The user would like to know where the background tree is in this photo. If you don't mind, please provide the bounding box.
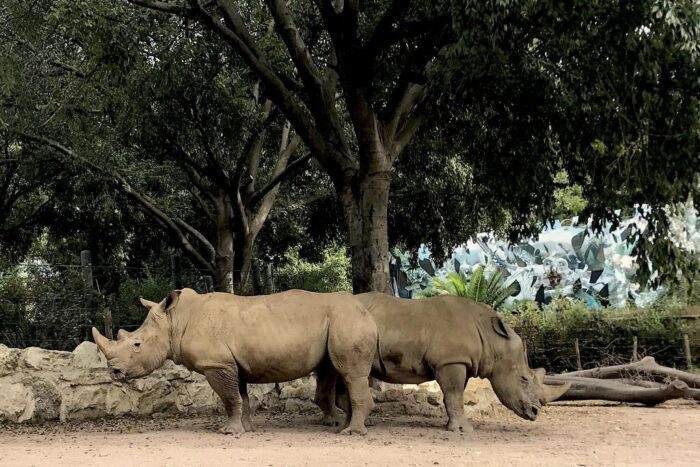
[1,0,311,292]
[129,0,700,292]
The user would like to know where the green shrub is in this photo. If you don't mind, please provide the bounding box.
[274,246,352,293]
[109,274,171,328]
[420,266,514,310]
[502,298,697,372]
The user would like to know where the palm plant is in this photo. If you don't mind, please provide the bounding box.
[428,266,515,310]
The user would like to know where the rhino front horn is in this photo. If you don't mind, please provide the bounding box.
[92,327,113,355]
[542,381,572,403]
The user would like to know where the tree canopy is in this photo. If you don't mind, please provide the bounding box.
[1,0,698,294]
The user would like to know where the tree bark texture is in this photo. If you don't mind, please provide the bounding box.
[562,356,700,389]
[545,375,693,406]
[339,167,391,294]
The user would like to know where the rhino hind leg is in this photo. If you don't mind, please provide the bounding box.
[326,312,376,435]
[315,363,346,427]
[436,363,473,433]
[204,365,246,435]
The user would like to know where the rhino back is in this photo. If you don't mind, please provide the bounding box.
[357,293,488,383]
[176,290,355,383]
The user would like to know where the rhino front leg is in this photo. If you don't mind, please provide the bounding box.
[239,377,254,432]
[204,366,246,435]
[436,363,473,433]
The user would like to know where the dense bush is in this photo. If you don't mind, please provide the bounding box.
[107,274,172,331]
[274,246,351,293]
[503,298,698,373]
[0,264,85,350]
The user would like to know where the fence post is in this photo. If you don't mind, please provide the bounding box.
[252,259,263,295]
[523,341,529,366]
[683,334,693,369]
[103,307,113,340]
[266,262,274,294]
[203,275,214,293]
[574,338,582,371]
[631,336,638,362]
[170,252,182,289]
[80,250,94,340]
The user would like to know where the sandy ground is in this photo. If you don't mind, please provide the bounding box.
[1,400,698,467]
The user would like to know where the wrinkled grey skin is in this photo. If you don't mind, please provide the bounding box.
[92,288,377,435]
[316,293,569,432]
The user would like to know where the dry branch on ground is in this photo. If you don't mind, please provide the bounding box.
[545,357,699,405]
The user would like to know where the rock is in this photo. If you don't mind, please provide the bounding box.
[374,388,407,403]
[27,378,62,421]
[22,347,70,371]
[0,344,21,377]
[70,342,107,369]
[280,381,315,400]
[0,381,30,422]
[284,398,319,413]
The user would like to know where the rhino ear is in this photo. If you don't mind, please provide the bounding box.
[533,367,546,383]
[139,298,158,309]
[164,290,181,313]
[491,316,511,339]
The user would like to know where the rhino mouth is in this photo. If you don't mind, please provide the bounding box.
[111,368,128,382]
[519,403,540,421]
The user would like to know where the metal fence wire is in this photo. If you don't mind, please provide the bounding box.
[0,252,274,351]
[0,253,697,372]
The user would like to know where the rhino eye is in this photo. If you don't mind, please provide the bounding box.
[134,342,141,348]
[521,376,529,383]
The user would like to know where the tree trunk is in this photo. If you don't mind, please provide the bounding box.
[339,168,391,294]
[544,375,692,406]
[233,231,256,293]
[214,222,234,294]
[563,356,700,389]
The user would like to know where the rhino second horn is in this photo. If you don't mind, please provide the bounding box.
[117,329,131,340]
[92,327,113,355]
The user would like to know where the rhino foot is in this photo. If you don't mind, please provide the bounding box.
[320,413,345,427]
[219,421,246,435]
[338,425,368,436]
[446,417,473,433]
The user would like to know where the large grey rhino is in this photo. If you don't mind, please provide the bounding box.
[92,288,377,434]
[316,292,569,431]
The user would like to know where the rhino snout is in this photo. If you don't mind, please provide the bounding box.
[524,404,540,421]
[110,367,127,381]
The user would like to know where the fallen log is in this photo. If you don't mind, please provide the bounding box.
[615,378,700,402]
[562,356,700,389]
[544,375,692,406]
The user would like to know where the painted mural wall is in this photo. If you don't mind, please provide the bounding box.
[390,202,700,308]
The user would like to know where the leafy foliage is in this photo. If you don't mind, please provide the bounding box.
[425,266,515,310]
[274,246,351,293]
[503,298,698,372]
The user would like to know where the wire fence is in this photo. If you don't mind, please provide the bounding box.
[1,253,698,372]
[0,251,275,351]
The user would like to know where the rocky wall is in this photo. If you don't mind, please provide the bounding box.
[0,343,497,424]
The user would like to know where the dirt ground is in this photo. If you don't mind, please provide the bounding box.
[1,400,698,466]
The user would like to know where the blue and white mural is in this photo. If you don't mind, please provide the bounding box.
[390,202,700,308]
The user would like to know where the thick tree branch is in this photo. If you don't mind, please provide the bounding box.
[174,217,216,261]
[9,129,214,272]
[266,0,324,96]
[186,0,329,168]
[128,0,190,14]
[249,142,307,206]
[390,112,424,161]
